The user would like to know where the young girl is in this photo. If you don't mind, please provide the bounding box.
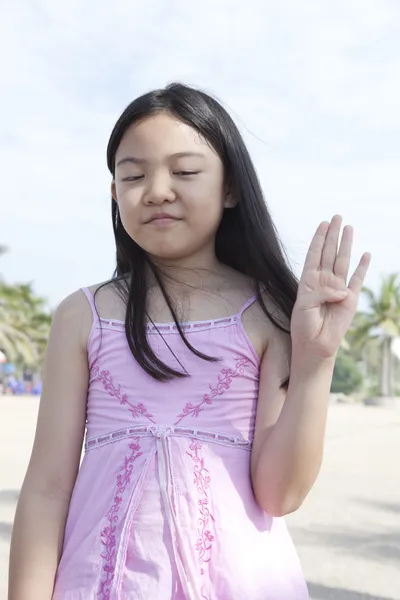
[9,83,370,600]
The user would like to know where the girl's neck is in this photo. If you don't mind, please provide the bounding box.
[149,253,226,291]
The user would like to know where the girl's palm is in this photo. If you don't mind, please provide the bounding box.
[291,216,371,359]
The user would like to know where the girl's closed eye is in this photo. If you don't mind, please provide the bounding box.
[174,171,200,176]
[123,172,199,181]
[123,175,144,182]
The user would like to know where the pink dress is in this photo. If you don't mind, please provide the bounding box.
[52,287,309,600]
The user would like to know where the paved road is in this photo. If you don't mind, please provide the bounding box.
[1,398,399,599]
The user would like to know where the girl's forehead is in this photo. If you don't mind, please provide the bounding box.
[117,113,210,157]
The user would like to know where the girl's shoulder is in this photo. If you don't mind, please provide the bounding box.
[225,271,290,359]
[54,280,121,348]
[50,288,94,355]
[69,280,125,320]
[241,291,288,359]
[83,279,127,321]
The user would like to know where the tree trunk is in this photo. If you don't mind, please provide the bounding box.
[379,337,393,396]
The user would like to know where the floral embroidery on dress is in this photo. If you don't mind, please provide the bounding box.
[92,360,156,423]
[97,439,142,599]
[175,357,249,424]
[186,440,215,598]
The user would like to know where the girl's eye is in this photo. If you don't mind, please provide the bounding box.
[123,175,144,182]
[174,171,199,176]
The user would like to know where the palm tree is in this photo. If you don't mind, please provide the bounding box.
[13,283,52,365]
[0,248,52,369]
[0,283,41,365]
[350,273,400,397]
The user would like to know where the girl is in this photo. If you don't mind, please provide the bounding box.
[9,83,370,600]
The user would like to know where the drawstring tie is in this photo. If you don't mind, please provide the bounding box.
[149,425,201,600]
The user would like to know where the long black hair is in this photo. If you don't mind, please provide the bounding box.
[101,82,298,382]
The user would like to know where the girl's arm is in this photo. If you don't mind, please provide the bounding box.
[8,291,92,600]
[250,330,334,517]
[251,217,370,517]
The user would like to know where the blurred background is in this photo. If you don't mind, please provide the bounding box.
[0,1,399,598]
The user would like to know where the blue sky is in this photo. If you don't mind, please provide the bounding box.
[1,0,399,308]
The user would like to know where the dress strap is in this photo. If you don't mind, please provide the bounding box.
[238,294,257,317]
[81,287,99,323]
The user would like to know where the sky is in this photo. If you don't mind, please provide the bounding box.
[1,0,399,309]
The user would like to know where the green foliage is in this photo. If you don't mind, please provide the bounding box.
[331,349,363,395]
[0,248,52,370]
[349,273,400,396]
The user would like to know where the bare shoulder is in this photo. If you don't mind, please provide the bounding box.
[57,288,90,313]
[53,288,94,351]
[86,279,128,321]
[86,279,111,295]
[241,288,291,359]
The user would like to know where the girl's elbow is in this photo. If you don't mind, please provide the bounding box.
[256,497,303,518]
[253,483,304,517]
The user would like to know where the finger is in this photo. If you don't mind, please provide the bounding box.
[303,221,330,271]
[348,253,372,294]
[334,225,353,280]
[299,287,348,310]
[314,287,348,305]
[321,215,342,271]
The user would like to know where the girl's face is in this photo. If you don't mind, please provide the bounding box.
[112,113,235,263]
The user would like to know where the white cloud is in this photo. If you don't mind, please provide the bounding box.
[0,0,399,306]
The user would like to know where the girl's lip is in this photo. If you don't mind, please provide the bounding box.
[146,217,182,229]
[146,215,181,225]
[146,214,181,223]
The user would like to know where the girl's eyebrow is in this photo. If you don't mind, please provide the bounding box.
[116,151,205,167]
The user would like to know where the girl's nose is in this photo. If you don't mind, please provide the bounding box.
[144,175,176,205]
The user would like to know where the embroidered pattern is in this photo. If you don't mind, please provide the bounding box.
[187,441,215,598]
[93,361,156,423]
[97,439,142,599]
[175,357,249,424]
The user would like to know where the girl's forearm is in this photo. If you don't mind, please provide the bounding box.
[254,351,335,516]
[8,483,68,600]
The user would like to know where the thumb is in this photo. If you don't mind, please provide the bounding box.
[320,287,348,303]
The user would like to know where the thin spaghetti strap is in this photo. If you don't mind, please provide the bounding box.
[81,287,99,323]
[238,294,257,317]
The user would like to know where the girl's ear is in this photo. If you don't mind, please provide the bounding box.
[111,180,118,203]
[224,186,238,209]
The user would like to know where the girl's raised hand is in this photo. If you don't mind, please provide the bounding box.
[291,215,371,359]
